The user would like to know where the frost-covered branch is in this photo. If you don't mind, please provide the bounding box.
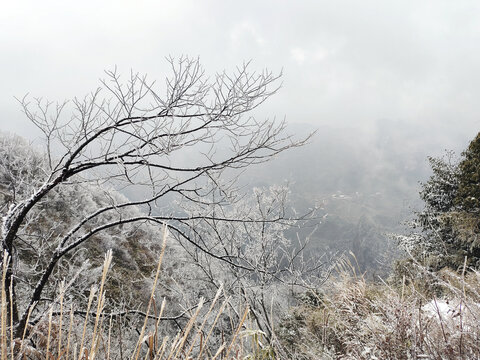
[0,57,314,339]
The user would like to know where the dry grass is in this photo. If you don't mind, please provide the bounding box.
[0,226,269,360]
[279,259,480,359]
[11,223,480,360]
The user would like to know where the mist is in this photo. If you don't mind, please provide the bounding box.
[3,1,479,275]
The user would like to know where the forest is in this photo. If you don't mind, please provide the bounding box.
[1,58,480,359]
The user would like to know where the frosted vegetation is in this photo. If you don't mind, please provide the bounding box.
[1,58,480,359]
[0,58,327,359]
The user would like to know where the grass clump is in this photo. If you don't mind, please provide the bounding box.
[278,260,480,359]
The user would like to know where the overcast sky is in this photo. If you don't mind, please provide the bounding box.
[1,0,480,142]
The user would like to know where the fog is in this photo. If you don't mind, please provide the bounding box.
[2,1,480,273]
[2,1,480,135]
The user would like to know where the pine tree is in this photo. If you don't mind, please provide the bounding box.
[456,132,480,213]
[400,132,480,272]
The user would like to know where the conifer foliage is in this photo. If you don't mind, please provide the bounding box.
[456,132,480,213]
[401,132,480,271]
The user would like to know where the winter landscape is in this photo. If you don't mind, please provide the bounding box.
[2,2,480,359]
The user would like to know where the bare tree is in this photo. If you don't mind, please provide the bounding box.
[1,57,313,338]
[176,184,331,343]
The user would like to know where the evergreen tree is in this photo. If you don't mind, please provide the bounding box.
[400,132,480,271]
[456,132,480,213]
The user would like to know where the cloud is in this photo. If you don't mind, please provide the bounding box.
[314,48,329,61]
[230,22,265,48]
[290,47,306,65]
[290,46,330,65]
[2,0,480,142]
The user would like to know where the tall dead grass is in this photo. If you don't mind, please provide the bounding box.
[279,258,480,359]
[1,226,268,359]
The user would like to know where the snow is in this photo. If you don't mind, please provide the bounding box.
[422,299,464,320]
